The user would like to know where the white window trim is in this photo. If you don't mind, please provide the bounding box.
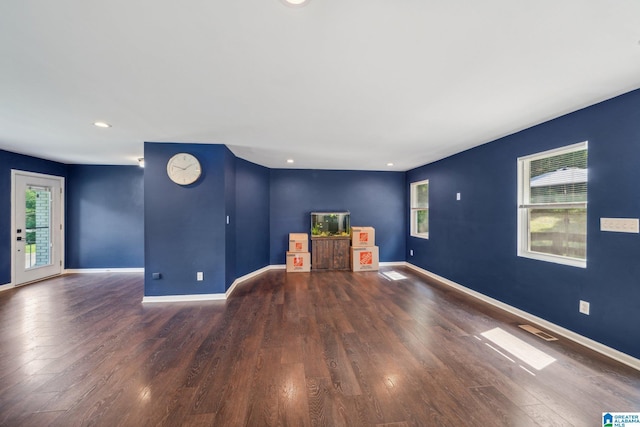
[517,141,588,268]
[410,179,429,239]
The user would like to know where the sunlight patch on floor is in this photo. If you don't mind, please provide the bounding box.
[481,327,556,370]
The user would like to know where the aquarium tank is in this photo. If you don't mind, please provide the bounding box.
[310,212,351,237]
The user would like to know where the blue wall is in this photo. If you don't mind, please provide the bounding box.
[144,142,233,296]
[406,88,640,359]
[235,158,270,277]
[0,149,67,284]
[270,169,406,265]
[66,165,144,269]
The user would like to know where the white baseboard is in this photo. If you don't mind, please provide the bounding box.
[1,269,143,292]
[226,265,281,298]
[404,262,640,372]
[271,262,402,273]
[142,265,280,303]
[142,293,226,303]
[65,268,144,274]
[380,261,407,267]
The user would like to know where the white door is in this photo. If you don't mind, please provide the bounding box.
[12,171,64,286]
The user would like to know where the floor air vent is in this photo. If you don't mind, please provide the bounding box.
[518,324,558,342]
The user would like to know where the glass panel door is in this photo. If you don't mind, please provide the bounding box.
[13,171,64,286]
[25,186,52,269]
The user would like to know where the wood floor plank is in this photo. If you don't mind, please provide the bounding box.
[314,308,362,396]
[279,362,312,427]
[0,269,638,427]
[244,348,281,427]
[300,316,332,379]
[520,403,575,427]
[468,385,541,426]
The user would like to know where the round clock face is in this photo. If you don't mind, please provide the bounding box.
[166,153,201,185]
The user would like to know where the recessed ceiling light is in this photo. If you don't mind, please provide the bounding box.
[282,0,310,7]
[93,121,111,128]
[387,162,394,167]
[287,159,295,164]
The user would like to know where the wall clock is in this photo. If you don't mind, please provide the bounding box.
[166,153,202,185]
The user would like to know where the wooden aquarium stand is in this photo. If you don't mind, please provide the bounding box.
[311,236,350,271]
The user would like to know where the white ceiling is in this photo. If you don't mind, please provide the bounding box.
[1,1,639,171]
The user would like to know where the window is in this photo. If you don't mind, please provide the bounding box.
[517,142,588,267]
[411,179,429,239]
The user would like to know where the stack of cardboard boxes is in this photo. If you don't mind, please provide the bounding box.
[286,233,311,272]
[350,226,379,271]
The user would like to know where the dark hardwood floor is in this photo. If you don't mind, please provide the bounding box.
[0,268,638,426]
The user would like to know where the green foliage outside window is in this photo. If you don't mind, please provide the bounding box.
[417,209,429,234]
[25,189,36,246]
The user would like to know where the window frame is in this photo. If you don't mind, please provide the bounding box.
[517,141,588,268]
[410,179,429,239]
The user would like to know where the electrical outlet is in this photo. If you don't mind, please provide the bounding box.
[579,300,590,315]
[197,272,203,281]
[600,218,639,233]
[410,249,414,256]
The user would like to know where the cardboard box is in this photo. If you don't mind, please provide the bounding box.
[286,251,311,272]
[351,226,375,247]
[351,246,379,271]
[288,233,309,252]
